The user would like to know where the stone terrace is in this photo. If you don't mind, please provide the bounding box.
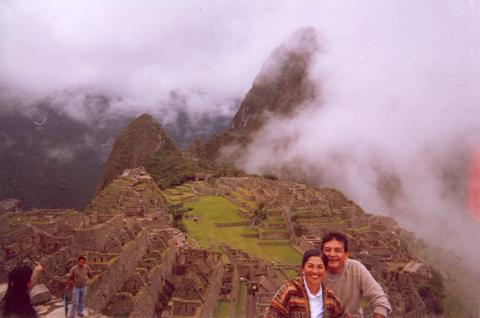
[210,176,435,317]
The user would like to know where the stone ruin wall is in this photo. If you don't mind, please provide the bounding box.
[87,230,149,310]
[227,264,241,318]
[128,245,176,318]
[72,215,123,252]
[198,258,225,318]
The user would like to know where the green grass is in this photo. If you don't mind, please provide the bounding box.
[291,211,318,217]
[133,183,146,191]
[184,195,244,222]
[245,201,257,209]
[285,269,299,278]
[258,228,288,234]
[214,299,231,318]
[231,191,248,202]
[112,178,132,187]
[236,187,254,197]
[297,217,345,225]
[164,184,197,204]
[168,194,191,202]
[31,219,54,225]
[230,191,257,210]
[184,195,301,264]
[266,216,285,224]
[353,225,371,233]
[260,245,301,264]
[174,185,192,192]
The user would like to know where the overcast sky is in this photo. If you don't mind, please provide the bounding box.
[1,1,478,117]
[1,1,480,271]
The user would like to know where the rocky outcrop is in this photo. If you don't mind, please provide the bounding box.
[0,283,7,301]
[30,284,51,305]
[0,283,51,306]
[203,27,319,162]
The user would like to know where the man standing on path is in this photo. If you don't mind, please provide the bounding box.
[67,256,92,318]
[321,232,391,318]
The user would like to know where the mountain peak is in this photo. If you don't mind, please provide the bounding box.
[202,27,319,162]
[229,27,318,133]
[95,113,178,193]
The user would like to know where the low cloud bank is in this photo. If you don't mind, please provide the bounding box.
[233,1,480,272]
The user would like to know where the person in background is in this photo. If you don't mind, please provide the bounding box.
[264,248,350,318]
[321,232,392,318]
[67,256,92,318]
[1,263,44,318]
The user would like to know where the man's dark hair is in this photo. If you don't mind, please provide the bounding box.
[78,256,86,262]
[301,248,329,269]
[320,232,349,252]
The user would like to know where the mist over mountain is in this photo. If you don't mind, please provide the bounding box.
[0,108,119,210]
[0,92,231,209]
[203,27,318,162]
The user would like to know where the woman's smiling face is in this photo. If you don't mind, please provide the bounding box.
[302,256,326,288]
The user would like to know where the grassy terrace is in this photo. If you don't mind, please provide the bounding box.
[182,195,300,264]
[231,191,257,210]
[264,216,286,224]
[298,218,346,225]
[291,210,320,217]
[164,184,197,204]
[214,299,230,318]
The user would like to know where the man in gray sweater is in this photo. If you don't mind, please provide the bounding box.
[321,232,391,318]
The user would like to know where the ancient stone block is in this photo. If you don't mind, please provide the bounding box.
[30,284,51,305]
[0,283,7,301]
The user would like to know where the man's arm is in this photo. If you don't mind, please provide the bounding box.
[86,264,93,279]
[359,264,391,317]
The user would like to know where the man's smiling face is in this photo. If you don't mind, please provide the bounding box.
[322,239,349,274]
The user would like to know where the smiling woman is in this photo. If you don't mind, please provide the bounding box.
[264,248,350,318]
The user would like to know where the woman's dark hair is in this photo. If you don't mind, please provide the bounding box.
[2,265,37,318]
[301,248,329,268]
[78,255,86,261]
[320,232,349,252]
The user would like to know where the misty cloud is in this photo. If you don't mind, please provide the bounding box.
[224,1,480,271]
[44,145,77,162]
[1,0,479,271]
[0,0,310,122]
[0,132,15,151]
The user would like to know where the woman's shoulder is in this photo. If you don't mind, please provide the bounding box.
[273,275,304,299]
[277,276,303,292]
